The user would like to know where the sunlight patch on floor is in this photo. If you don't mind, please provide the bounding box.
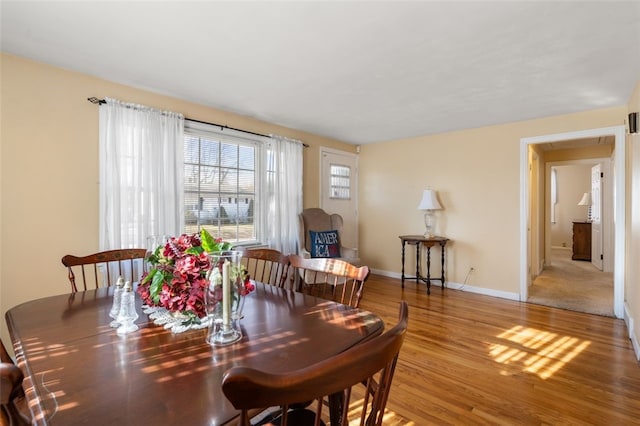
[490,325,591,379]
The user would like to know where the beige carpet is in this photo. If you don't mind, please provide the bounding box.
[527,248,614,317]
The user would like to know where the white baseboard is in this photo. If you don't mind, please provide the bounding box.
[370,269,520,301]
[624,302,640,361]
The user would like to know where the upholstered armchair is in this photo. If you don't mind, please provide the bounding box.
[298,208,360,265]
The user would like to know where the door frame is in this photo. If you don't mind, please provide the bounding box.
[520,125,626,318]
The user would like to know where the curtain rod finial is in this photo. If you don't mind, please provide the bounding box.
[88,97,106,105]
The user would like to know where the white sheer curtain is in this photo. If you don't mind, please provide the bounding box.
[99,98,184,250]
[261,135,303,253]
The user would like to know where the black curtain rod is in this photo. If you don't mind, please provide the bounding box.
[88,97,106,105]
[185,118,272,139]
[88,97,308,147]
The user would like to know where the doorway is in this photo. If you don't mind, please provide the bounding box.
[319,147,359,249]
[520,126,626,318]
[529,159,614,316]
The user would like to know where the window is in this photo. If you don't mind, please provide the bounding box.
[329,163,351,199]
[184,123,260,245]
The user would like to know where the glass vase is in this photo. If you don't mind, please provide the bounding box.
[205,251,243,346]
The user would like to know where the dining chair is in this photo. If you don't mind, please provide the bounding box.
[288,254,370,308]
[61,248,148,293]
[238,248,290,289]
[222,301,408,426]
[1,340,31,426]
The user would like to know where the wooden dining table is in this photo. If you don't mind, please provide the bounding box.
[5,282,384,425]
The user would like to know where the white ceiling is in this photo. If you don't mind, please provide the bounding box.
[2,1,639,145]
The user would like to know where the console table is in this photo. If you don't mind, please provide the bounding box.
[399,235,449,295]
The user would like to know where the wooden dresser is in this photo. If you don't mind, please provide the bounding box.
[572,221,591,261]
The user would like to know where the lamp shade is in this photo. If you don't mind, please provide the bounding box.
[577,192,592,206]
[417,189,442,210]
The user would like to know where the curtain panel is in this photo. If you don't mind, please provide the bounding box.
[263,135,303,254]
[99,98,184,250]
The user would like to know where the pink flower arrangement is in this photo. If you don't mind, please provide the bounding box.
[138,229,234,321]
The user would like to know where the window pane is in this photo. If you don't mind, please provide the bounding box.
[184,135,200,164]
[199,165,218,192]
[184,164,199,192]
[220,167,238,193]
[220,142,238,168]
[239,145,255,170]
[200,138,220,166]
[330,164,351,200]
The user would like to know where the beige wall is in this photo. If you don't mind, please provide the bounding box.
[0,53,354,347]
[627,79,640,351]
[358,107,628,297]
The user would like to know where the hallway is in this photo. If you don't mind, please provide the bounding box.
[528,248,614,317]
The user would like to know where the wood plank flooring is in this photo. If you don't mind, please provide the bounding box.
[357,274,640,425]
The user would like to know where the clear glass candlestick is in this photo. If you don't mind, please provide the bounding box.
[205,251,243,345]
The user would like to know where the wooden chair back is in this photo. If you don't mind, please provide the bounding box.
[1,340,31,426]
[238,248,290,289]
[222,301,408,426]
[288,254,370,308]
[61,248,147,293]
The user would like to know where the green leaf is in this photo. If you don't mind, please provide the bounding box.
[180,311,200,326]
[184,246,204,256]
[200,229,217,253]
[141,268,156,285]
[150,270,171,304]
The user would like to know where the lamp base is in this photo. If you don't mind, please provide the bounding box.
[424,211,436,238]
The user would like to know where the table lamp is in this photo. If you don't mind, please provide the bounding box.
[417,189,442,237]
[577,192,592,222]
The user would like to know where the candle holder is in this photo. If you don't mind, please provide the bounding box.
[206,316,242,346]
[205,251,243,346]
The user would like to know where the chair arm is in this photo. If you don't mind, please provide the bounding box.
[341,246,358,259]
[299,248,312,259]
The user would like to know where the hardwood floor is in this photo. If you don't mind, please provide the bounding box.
[357,274,640,425]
